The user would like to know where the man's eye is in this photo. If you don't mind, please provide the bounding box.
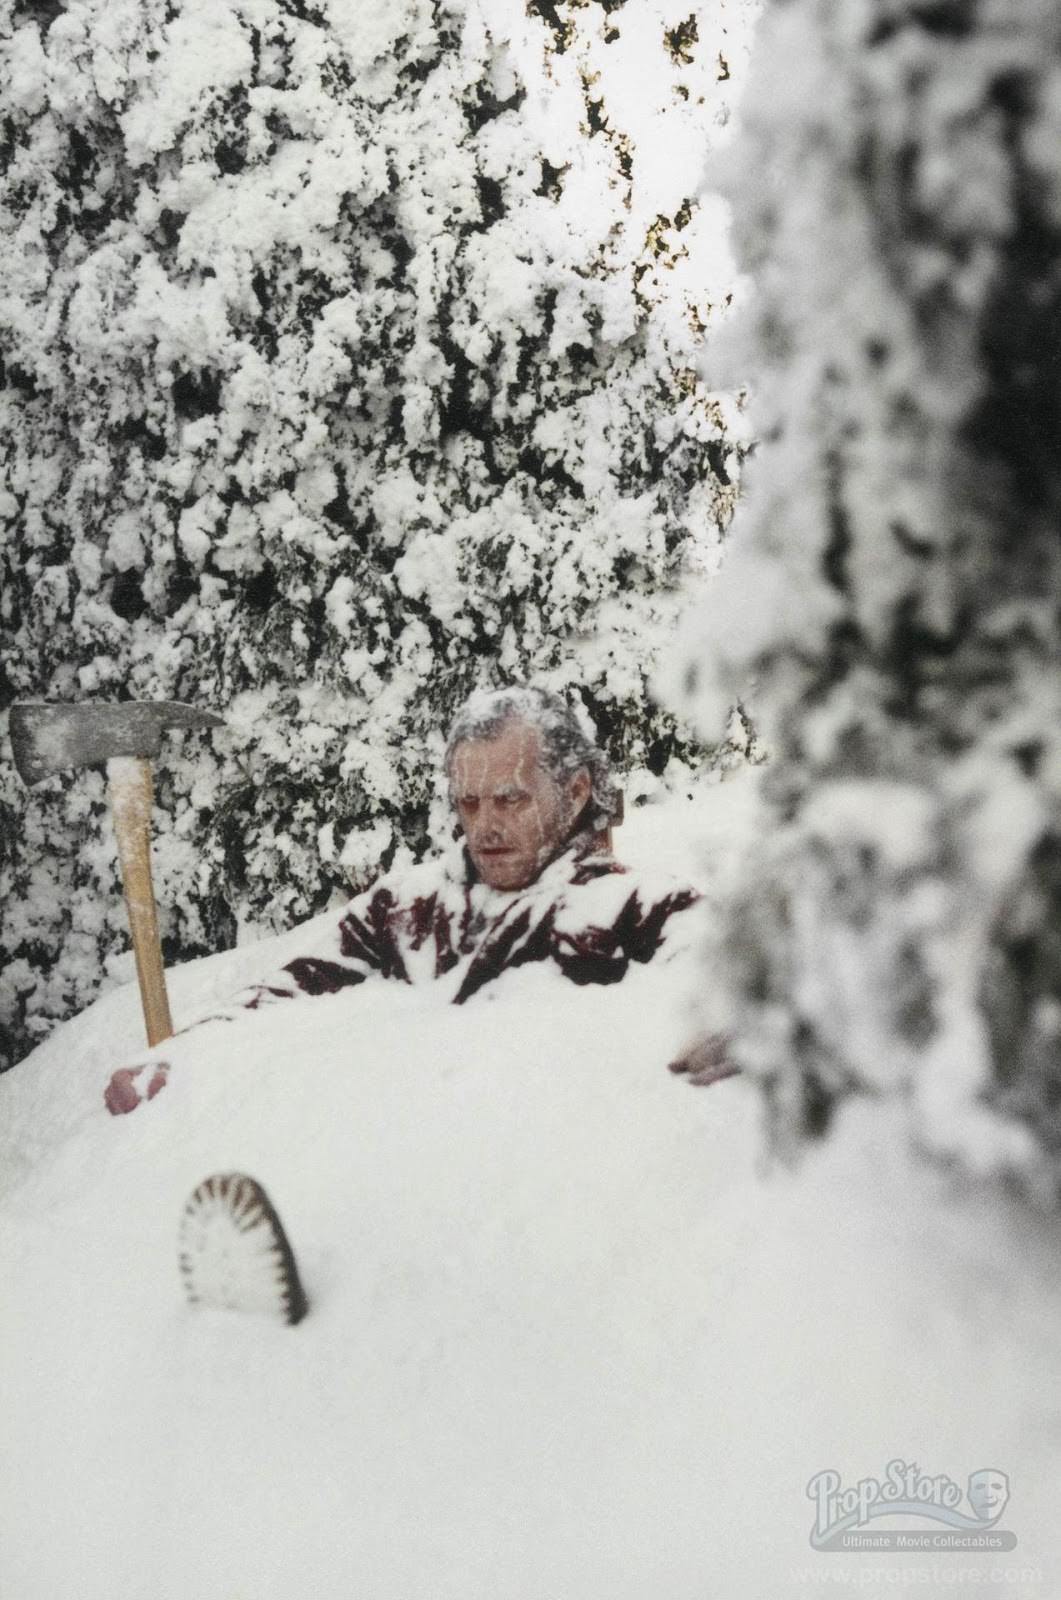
[460,798,479,813]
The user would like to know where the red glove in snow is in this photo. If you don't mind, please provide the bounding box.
[668,1033,740,1087]
[104,1062,170,1116]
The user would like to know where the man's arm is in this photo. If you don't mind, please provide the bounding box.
[552,879,703,987]
[206,882,413,1017]
[104,884,410,1115]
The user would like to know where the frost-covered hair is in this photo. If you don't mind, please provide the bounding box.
[444,685,618,835]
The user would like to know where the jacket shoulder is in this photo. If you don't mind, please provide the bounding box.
[559,853,700,919]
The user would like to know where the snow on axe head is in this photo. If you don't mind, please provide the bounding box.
[10,700,224,1051]
[9,700,222,786]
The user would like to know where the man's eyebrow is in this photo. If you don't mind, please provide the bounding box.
[456,784,529,801]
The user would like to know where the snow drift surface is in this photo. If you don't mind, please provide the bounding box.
[1,798,1059,1600]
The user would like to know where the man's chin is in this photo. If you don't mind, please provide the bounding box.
[474,852,533,890]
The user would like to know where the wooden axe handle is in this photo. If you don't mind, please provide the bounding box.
[107,757,174,1049]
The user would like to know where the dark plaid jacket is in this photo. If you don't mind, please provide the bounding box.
[228,833,701,1016]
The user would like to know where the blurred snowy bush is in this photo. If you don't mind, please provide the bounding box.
[0,0,758,1067]
[669,0,1061,1199]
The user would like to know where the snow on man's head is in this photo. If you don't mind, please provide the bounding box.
[445,686,616,826]
[444,686,618,891]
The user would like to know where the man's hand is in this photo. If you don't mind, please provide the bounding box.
[668,1033,740,1087]
[104,1062,170,1116]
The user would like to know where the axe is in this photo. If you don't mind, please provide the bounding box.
[9,701,224,1049]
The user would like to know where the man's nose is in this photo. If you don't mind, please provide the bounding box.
[473,803,505,839]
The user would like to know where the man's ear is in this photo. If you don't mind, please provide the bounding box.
[566,767,592,819]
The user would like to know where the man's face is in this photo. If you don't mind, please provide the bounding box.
[450,720,590,891]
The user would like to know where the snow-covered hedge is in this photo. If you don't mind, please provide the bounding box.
[0,0,757,1069]
[672,0,1061,1198]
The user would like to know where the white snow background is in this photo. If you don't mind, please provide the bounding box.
[2,784,1059,1600]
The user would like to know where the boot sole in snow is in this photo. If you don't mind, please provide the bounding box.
[178,1172,308,1326]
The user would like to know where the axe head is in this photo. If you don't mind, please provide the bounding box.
[9,701,224,786]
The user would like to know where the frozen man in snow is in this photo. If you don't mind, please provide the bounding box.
[105,685,731,1115]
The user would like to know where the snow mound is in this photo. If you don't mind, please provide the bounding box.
[1,795,1059,1599]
